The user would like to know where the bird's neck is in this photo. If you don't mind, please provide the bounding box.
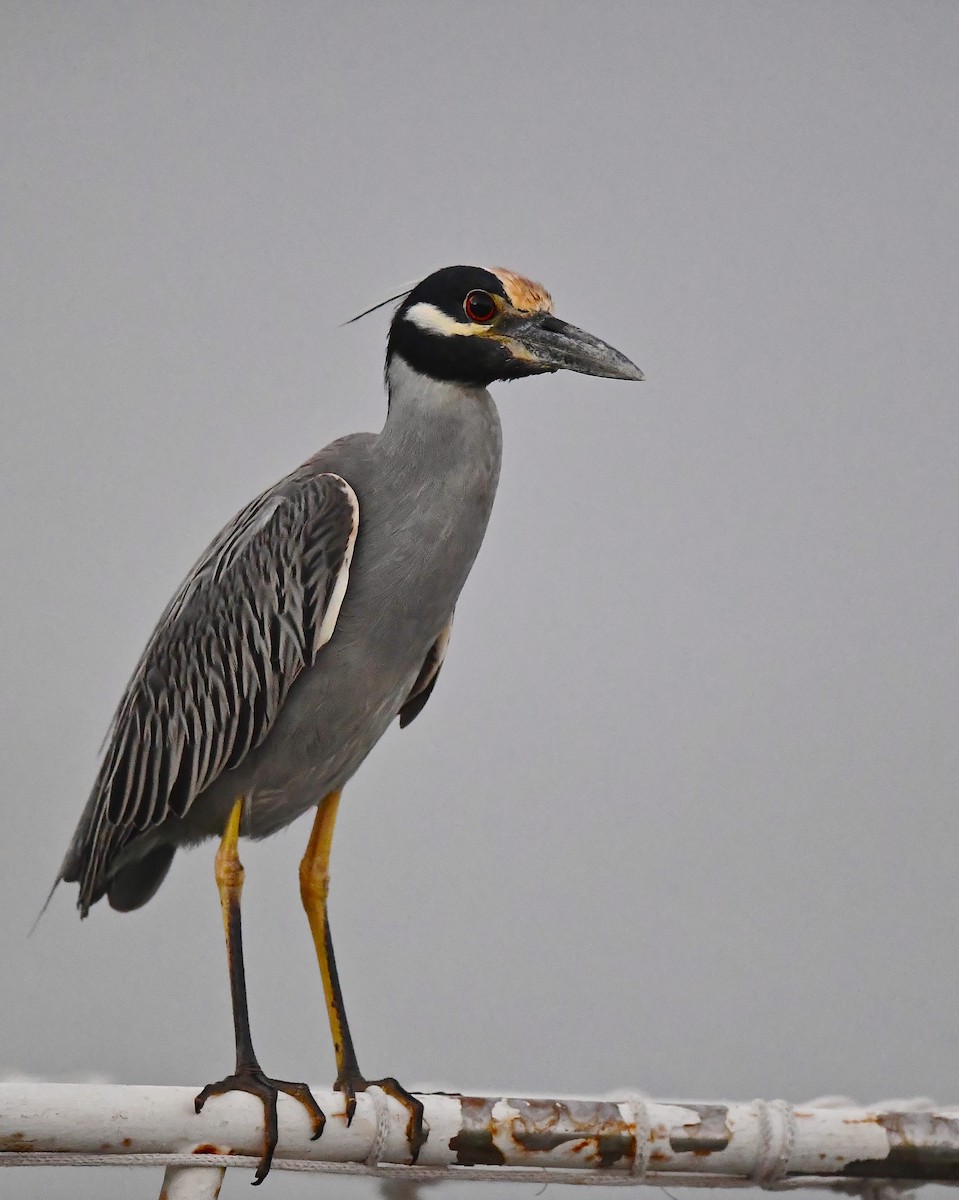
[381,354,501,464]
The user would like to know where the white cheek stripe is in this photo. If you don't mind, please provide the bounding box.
[316,475,359,651]
[405,302,477,337]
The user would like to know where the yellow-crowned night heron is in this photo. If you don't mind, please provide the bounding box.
[58,265,643,1180]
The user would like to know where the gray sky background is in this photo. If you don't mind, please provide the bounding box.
[2,3,958,1198]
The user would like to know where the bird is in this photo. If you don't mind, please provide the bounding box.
[58,264,643,1181]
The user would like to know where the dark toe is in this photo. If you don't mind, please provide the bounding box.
[334,1072,427,1163]
[194,1068,325,1182]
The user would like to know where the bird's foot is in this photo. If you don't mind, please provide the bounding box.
[195,1066,325,1184]
[335,1071,428,1163]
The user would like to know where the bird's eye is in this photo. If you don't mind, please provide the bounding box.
[464,290,497,323]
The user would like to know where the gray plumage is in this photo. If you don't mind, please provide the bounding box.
[62,356,502,913]
[56,261,642,1183]
[61,263,642,925]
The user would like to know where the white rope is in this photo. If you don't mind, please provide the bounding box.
[365,1085,392,1167]
[751,1098,797,1186]
[621,1092,651,1178]
[0,1151,934,1193]
[0,1152,798,1185]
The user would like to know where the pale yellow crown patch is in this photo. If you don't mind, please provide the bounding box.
[489,268,554,315]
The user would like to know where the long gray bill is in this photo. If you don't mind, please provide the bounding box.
[508,313,644,381]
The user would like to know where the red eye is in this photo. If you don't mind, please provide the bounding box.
[464,290,497,323]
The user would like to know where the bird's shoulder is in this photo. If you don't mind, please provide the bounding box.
[143,453,361,657]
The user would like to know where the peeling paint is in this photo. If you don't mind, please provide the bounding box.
[449,1097,505,1167]
[844,1112,959,1182]
[507,1098,635,1169]
[669,1105,731,1154]
[450,1096,636,1170]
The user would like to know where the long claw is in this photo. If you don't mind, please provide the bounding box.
[334,1072,428,1163]
[194,1068,326,1182]
[376,1077,427,1163]
[339,1080,358,1127]
[253,1088,279,1185]
[283,1081,326,1141]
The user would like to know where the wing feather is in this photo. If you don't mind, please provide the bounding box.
[398,617,453,729]
[63,470,359,913]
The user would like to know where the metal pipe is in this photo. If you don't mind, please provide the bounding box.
[1,1083,955,1191]
[159,1164,225,1200]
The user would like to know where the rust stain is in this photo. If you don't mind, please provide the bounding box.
[451,1096,638,1171]
[507,1098,636,1169]
[122,1137,133,1147]
[99,1142,111,1151]
[0,1131,35,1153]
[450,1097,505,1167]
[843,1111,959,1182]
[649,1149,670,1165]
[193,1142,227,1155]
[669,1104,732,1155]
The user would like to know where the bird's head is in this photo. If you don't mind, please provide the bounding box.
[385,265,643,387]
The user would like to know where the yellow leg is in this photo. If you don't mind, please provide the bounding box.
[196,795,325,1184]
[215,795,245,944]
[299,790,427,1159]
[299,790,359,1078]
[211,796,258,1070]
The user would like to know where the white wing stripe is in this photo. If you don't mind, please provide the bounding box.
[316,475,359,651]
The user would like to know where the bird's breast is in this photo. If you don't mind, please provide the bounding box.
[345,405,503,655]
[214,392,503,828]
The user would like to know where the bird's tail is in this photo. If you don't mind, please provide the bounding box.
[107,843,177,912]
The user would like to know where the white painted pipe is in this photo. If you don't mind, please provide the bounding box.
[1,1083,955,1193]
[159,1164,225,1200]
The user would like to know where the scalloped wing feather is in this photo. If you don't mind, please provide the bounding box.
[63,471,359,914]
